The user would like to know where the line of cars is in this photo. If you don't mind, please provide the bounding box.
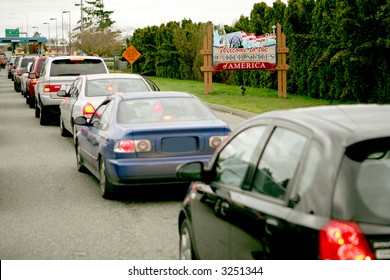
[5,54,390,260]
[6,54,232,200]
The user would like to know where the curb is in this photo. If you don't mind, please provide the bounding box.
[207,103,257,119]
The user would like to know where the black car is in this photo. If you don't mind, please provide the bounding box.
[177,104,390,260]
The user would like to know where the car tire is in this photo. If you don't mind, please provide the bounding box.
[35,103,40,118]
[15,82,21,92]
[29,95,35,109]
[179,219,195,260]
[75,143,86,173]
[39,108,48,125]
[99,159,115,200]
[60,115,71,137]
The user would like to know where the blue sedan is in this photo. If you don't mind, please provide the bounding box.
[74,91,231,199]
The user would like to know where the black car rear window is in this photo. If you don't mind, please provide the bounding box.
[50,58,107,76]
[343,137,390,224]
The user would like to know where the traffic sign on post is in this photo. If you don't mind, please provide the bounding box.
[122,45,141,65]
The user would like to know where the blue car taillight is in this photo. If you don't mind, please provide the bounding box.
[114,139,151,153]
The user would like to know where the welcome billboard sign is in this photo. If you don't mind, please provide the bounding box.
[212,30,277,72]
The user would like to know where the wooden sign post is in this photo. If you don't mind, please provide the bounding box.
[200,24,213,94]
[275,23,289,98]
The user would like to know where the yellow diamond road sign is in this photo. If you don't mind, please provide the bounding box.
[122,45,141,65]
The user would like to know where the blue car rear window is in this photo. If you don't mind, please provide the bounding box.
[117,97,217,124]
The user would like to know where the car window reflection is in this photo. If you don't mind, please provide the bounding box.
[253,128,307,199]
[214,126,266,188]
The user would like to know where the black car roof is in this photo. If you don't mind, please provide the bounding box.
[249,104,390,146]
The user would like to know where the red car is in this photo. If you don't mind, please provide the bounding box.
[25,56,46,108]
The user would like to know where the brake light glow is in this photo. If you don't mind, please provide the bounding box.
[162,115,176,121]
[114,139,151,153]
[115,140,135,153]
[82,103,96,119]
[43,84,62,93]
[319,220,375,260]
[70,57,85,62]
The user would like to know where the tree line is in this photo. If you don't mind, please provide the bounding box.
[125,0,389,103]
[74,0,389,103]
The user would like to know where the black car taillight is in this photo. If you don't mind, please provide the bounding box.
[320,220,375,260]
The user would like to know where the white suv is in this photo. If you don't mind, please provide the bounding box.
[34,56,109,125]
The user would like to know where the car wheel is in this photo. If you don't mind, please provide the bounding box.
[29,95,35,109]
[35,103,40,118]
[39,108,48,125]
[15,82,21,92]
[99,159,114,200]
[75,143,86,173]
[179,219,195,260]
[60,115,71,137]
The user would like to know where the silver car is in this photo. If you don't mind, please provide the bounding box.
[34,55,109,125]
[58,73,160,138]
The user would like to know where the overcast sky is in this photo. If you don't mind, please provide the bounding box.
[1,0,287,40]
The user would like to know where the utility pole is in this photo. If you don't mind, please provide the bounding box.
[50,18,58,55]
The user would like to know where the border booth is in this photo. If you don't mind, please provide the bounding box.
[0,37,48,55]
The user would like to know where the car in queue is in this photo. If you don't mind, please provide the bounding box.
[0,54,6,68]
[7,55,17,79]
[34,55,109,125]
[25,56,47,108]
[177,104,390,260]
[74,91,231,199]
[20,61,33,97]
[58,73,160,138]
[14,55,38,92]
[10,55,22,81]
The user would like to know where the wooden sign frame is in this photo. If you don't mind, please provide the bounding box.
[200,23,289,98]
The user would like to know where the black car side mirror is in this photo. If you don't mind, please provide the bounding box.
[176,162,204,181]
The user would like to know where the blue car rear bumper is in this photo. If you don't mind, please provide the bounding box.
[105,154,212,186]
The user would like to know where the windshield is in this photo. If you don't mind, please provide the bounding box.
[86,78,150,97]
[117,97,217,124]
[50,58,107,76]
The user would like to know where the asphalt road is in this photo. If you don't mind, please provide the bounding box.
[0,69,248,260]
